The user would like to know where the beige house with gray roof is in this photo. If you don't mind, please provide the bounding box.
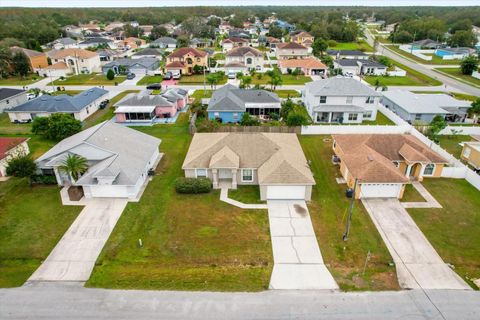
[182,132,315,200]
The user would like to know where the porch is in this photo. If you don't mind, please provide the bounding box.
[212,168,238,190]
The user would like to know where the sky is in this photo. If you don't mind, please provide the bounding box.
[1,0,479,7]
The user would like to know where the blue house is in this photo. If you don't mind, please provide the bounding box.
[274,20,295,32]
[207,84,281,123]
[434,47,475,60]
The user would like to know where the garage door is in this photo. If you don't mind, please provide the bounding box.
[88,186,129,198]
[266,185,306,200]
[360,183,402,199]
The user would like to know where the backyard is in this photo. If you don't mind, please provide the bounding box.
[179,74,227,85]
[300,135,399,291]
[434,68,480,88]
[251,74,312,85]
[0,74,44,86]
[388,46,462,65]
[87,114,273,291]
[407,178,480,289]
[436,135,472,159]
[328,40,374,52]
[50,74,126,86]
[136,75,163,85]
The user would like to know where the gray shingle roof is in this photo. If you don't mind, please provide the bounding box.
[0,88,25,101]
[152,37,177,45]
[327,50,368,56]
[382,90,470,114]
[80,38,112,45]
[9,88,108,113]
[207,84,281,112]
[132,48,163,56]
[305,77,381,97]
[103,58,159,69]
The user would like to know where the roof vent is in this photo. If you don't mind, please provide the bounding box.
[367,155,374,161]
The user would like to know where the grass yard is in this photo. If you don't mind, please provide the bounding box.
[179,74,227,85]
[136,75,163,85]
[401,184,425,203]
[436,135,472,159]
[329,40,374,52]
[228,185,265,204]
[0,113,32,135]
[51,74,126,86]
[191,90,213,101]
[274,89,301,98]
[300,136,399,291]
[364,111,395,125]
[49,90,82,96]
[87,114,272,291]
[0,178,82,287]
[0,74,43,86]
[388,46,461,65]
[407,178,480,289]
[434,68,480,88]
[252,74,312,85]
[213,53,225,60]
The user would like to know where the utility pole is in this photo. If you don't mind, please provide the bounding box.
[343,178,358,241]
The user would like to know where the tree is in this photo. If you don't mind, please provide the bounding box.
[31,116,50,136]
[177,35,189,48]
[450,19,473,34]
[59,154,88,182]
[468,98,480,120]
[449,30,477,47]
[392,30,413,43]
[207,17,221,28]
[32,114,82,141]
[268,24,283,39]
[312,38,328,57]
[286,112,308,126]
[291,68,302,80]
[429,115,447,139]
[240,75,252,89]
[5,155,37,178]
[240,112,260,126]
[106,69,115,80]
[12,52,30,77]
[0,46,12,78]
[150,25,168,40]
[460,55,479,75]
[320,55,334,69]
[266,69,283,90]
[280,99,294,119]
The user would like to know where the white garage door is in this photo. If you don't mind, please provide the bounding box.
[360,183,402,199]
[88,186,129,198]
[266,185,306,200]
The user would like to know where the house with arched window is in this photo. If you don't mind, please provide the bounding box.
[224,47,264,74]
[165,48,209,75]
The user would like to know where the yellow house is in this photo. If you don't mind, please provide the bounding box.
[461,141,480,170]
[291,31,314,47]
[165,48,208,75]
[332,134,447,199]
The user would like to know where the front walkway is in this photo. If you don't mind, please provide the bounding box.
[219,188,267,209]
[267,200,338,290]
[362,198,471,290]
[401,181,442,208]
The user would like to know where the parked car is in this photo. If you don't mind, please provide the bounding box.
[172,70,181,80]
[126,73,136,80]
[228,71,236,79]
[146,83,162,90]
[99,99,109,109]
[164,71,173,80]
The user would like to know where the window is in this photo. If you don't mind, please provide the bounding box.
[319,96,327,104]
[366,96,375,104]
[415,114,422,121]
[348,113,358,121]
[346,96,353,104]
[246,57,253,64]
[6,99,9,104]
[241,169,253,182]
[233,113,238,120]
[364,111,372,118]
[196,168,207,178]
[423,164,435,176]
[214,112,220,117]
[197,58,200,62]
[462,147,471,158]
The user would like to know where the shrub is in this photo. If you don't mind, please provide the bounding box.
[106,69,115,80]
[6,155,36,177]
[30,174,57,185]
[175,177,212,194]
[327,40,338,47]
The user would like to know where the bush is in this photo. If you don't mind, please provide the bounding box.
[106,69,115,80]
[5,155,36,177]
[30,174,57,185]
[175,177,212,194]
[327,40,338,47]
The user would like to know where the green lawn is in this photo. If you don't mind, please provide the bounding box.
[0,74,43,86]
[191,90,213,101]
[0,178,82,287]
[179,74,227,85]
[51,74,126,86]
[136,75,163,85]
[388,46,461,65]
[300,136,399,291]
[329,40,374,52]
[434,68,480,88]
[252,74,312,85]
[365,111,395,125]
[228,185,265,204]
[213,53,225,60]
[0,113,32,135]
[49,90,82,96]
[274,90,301,98]
[401,184,425,202]
[407,178,480,289]
[436,135,472,159]
[87,114,272,291]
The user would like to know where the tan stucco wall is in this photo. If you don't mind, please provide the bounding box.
[461,145,480,169]
[433,164,444,177]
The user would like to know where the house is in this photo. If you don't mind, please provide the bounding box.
[334,59,387,76]
[225,47,264,73]
[326,50,369,60]
[228,29,251,39]
[382,91,472,124]
[219,22,233,35]
[275,42,309,60]
[37,62,71,78]
[97,49,118,63]
[207,84,280,122]
[139,25,154,37]
[35,121,161,200]
[7,87,108,123]
[266,36,281,49]
[461,141,480,171]
[278,58,327,76]
[165,48,208,75]
[117,37,146,50]
[0,88,27,113]
[114,88,188,123]
[0,137,30,178]
[190,38,213,49]
[291,31,314,47]
[221,37,249,53]
[332,134,447,199]
[104,21,125,32]
[274,20,295,32]
[78,38,115,49]
[304,77,382,124]
[151,37,177,51]
[10,46,49,71]
[132,48,164,59]
[48,48,101,74]
[48,37,78,50]
[434,47,476,60]
[102,58,160,75]
[410,39,443,50]
[182,132,315,200]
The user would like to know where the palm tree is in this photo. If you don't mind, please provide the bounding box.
[240,75,252,89]
[59,154,88,182]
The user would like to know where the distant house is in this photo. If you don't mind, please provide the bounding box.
[97,49,118,63]
[104,21,125,32]
[10,46,49,71]
[48,37,78,50]
[139,25,154,37]
[47,48,101,74]
[434,47,476,60]
[78,37,115,49]
[225,47,264,73]
[114,89,188,124]
[382,91,471,124]
[102,58,160,75]
[278,58,327,76]
[35,121,161,200]
[0,137,30,178]
[190,38,213,49]
[151,37,177,51]
[326,50,369,60]
[266,36,281,49]
[303,77,382,124]
[219,22,233,35]
[274,20,295,32]
[165,48,208,75]
[291,31,314,47]
[221,37,249,53]
[228,29,250,39]
[461,141,480,171]
[275,42,309,60]
[117,37,146,50]
[132,48,164,59]
[0,88,28,113]
[7,87,108,123]
[334,59,387,76]
[410,39,443,50]
[207,84,281,123]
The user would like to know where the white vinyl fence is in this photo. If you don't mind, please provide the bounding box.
[439,126,480,136]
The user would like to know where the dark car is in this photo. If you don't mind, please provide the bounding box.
[126,73,136,80]
[164,72,173,80]
[99,99,109,109]
[146,83,162,90]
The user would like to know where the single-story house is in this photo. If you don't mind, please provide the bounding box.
[48,37,78,50]
[327,50,369,60]
[190,38,214,48]
[7,87,108,123]
[78,37,116,49]
[0,88,28,113]
[207,84,281,122]
[410,39,443,50]
[278,58,327,76]
[434,47,476,60]
[461,141,480,171]
[37,62,71,78]
[334,59,387,76]
[114,88,188,123]
[151,37,177,51]
[303,77,382,124]
[266,36,281,49]
[102,57,160,75]
[382,90,472,123]
[182,132,315,200]
[333,134,447,199]
[276,42,309,60]
[0,137,30,177]
[35,121,161,199]
[132,48,164,59]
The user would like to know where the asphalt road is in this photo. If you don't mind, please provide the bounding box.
[0,282,479,319]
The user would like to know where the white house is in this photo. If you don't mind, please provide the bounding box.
[225,47,264,73]
[334,59,387,76]
[47,48,101,74]
[0,88,28,113]
[221,37,249,53]
[303,77,382,124]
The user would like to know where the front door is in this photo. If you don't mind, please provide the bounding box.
[218,169,232,179]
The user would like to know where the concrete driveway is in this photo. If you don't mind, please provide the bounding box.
[362,198,471,290]
[28,198,127,282]
[267,200,338,290]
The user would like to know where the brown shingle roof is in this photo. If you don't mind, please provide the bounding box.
[10,46,46,58]
[165,61,185,68]
[226,46,262,57]
[49,48,98,59]
[222,37,249,44]
[277,42,307,50]
[278,58,326,69]
[167,47,207,59]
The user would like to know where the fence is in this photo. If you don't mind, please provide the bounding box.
[214,126,301,133]
[189,112,197,135]
[302,125,410,135]
[439,126,480,136]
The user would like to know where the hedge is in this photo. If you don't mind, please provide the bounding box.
[175,177,212,194]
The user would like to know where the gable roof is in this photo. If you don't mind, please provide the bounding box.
[79,37,112,45]
[278,58,326,69]
[152,37,177,45]
[167,47,207,58]
[49,48,98,59]
[382,90,470,114]
[132,48,163,56]
[0,88,25,101]
[183,133,315,185]
[207,84,280,112]
[226,46,262,57]
[103,57,159,69]
[10,46,46,58]
[222,37,249,44]
[0,137,27,159]
[306,77,381,97]
[277,42,307,50]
